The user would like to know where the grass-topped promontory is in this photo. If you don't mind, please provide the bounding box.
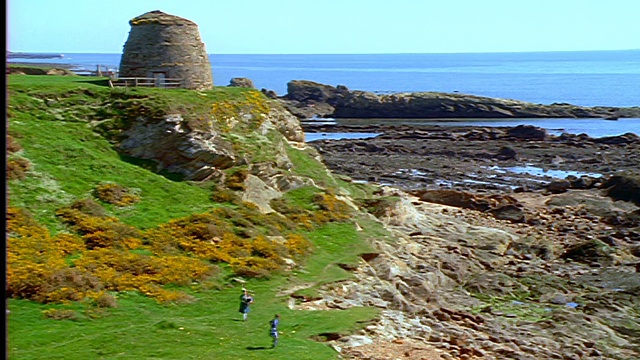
[7,73,393,359]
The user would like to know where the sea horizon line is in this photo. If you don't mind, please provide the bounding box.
[7,48,640,56]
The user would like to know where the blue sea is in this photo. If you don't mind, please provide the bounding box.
[8,50,640,136]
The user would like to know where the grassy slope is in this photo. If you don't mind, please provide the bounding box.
[7,74,388,359]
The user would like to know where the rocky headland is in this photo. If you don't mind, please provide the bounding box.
[265,80,640,120]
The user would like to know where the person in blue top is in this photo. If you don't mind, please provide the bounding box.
[239,289,254,322]
[269,314,280,348]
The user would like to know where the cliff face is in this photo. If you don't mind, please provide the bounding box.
[115,99,305,192]
[277,80,640,119]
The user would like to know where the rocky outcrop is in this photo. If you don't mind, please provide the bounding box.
[411,189,519,211]
[279,80,346,119]
[295,113,640,358]
[114,103,305,183]
[228,77,255,88]
[294,188,640,360]
[601,172,640,205]
[506,125,547,140]
[7,66,76,76]
[305,123,640,193]
[277,80,640,119]
[116,113,235,181]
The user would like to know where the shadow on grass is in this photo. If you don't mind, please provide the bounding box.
[118,154,185,182]
[246,346,269,351]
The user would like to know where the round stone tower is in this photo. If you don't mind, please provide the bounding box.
[119,10,213,90]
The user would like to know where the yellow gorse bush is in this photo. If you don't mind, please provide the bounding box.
[7,205,218,305]
[94,182,141,207]
[7,208,79,302]
[6,185,328,305]
[211,90,271,131]
[7,179,356,306]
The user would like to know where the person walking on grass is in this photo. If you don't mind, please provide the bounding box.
[239,288,254,322]
[269,314,280,348]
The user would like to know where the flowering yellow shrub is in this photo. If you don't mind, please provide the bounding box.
[269,191,353,230]
[56,206,141,249]
[229,256,280,278]
[53,233,86,255]
[139,284,195,305]
[39,268,103,303]
[210,90,271,131]
[7,208,75,302]
[284,234,314,259]
[84,290,118,308]
[154,256,216,286]
[224,169,248,191]
[69,198,107,217]
[94,182,141,207]
[211,187,239,203]
[312,193,353,221]
[8,191,319,305]
[8,204,220,305]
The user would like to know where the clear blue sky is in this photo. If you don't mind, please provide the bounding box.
[7,0,640,54]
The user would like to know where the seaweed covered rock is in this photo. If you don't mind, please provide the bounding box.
[560,239,613,264]
[601,172,640,205]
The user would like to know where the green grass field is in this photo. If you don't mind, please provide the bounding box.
[7,73,390,359]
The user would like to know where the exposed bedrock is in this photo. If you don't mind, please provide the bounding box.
[276,80,640,119]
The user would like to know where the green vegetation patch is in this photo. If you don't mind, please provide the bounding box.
[7,74,388,359]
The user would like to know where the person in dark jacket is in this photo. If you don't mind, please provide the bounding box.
[269,314,280,348]
[239,289,254,321]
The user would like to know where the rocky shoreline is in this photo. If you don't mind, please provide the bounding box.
[266,80,640,358]
[268,80,640,120]
[318,186,640,360]
[297,123,640,359]
[235,77,640,359]
[303,123,640,193]
[295,118,640,359]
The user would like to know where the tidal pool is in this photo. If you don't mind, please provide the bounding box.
[487,165,602,179]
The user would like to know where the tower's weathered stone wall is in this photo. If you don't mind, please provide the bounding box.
[119,11,213,90]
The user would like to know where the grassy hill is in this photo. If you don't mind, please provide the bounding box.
[6,73,392,359]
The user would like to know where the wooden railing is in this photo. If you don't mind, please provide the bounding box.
[76,65,118,78]
[109,77,184,89]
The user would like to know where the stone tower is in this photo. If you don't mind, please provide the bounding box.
[119,10,213,90]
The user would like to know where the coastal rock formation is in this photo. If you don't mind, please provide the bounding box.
[304,123,640,193]
[601,172,640,205]
[228,77,255,88]
[299,188,640,360]
[7,66,76,76]
[119,10,213,90]
[115,104,304,183]
[297,117,640,358]
[277,80,640,119]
